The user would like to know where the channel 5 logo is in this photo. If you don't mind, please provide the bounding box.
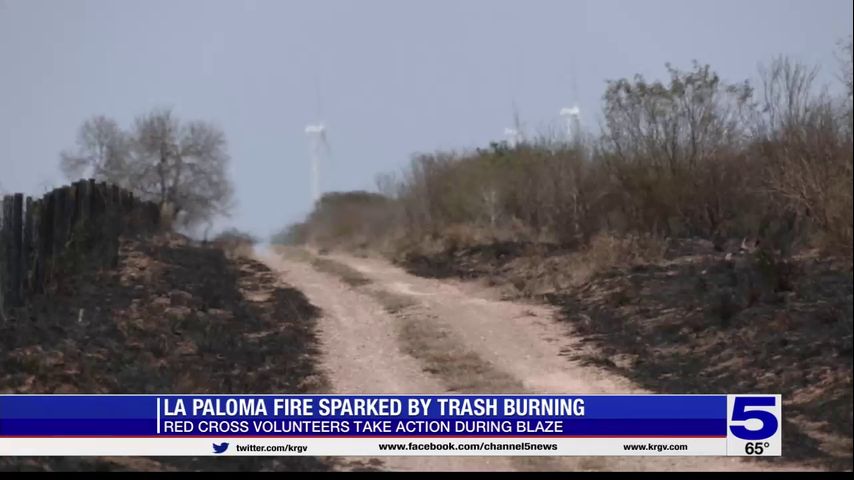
[728,396,779,440]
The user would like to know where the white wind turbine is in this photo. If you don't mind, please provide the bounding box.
[503,102,525,148]
[305,76,332,204]
[304,123,329,204]
[560,65,583,144]
[503,127,522,148]
[559,106,581,144]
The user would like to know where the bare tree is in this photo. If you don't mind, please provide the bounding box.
[839,36,853,100]
[59,115,130,185]
[757,56,853,253]
[600,62,754,237]
[130,108,234,228]
[374,172,399,199]
[757,56,820,136]
[60,109,234,228]
[838,36,853,137]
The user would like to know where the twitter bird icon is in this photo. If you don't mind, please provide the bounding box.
[212,442,229,454]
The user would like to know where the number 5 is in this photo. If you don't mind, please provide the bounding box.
[730,397,778,440]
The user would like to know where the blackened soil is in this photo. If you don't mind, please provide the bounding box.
[0,234,329,472]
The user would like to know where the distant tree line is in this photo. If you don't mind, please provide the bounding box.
[280,39,853,260]
[273,191,396,250]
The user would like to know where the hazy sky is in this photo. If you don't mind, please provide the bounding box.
[1,0,852,237]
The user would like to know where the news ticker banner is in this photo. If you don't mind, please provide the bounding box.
[0,394,781,457]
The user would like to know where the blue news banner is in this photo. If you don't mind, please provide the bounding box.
[0,395,781,457]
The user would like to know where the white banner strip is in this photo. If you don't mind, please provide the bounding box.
[0,437,740,456]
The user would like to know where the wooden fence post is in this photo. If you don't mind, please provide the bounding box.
[107,184,121,266]
[2,181,161,310]
[8,194,24,307]
[1,196,10,312]
[52,188,66,260]
[36,191,54,293]
[22,197,33,301]
[64,185,76,248]
[28,199,42,293]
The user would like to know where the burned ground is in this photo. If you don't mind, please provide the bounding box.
[401,241,564,281]
[0,234,328,472]
[399,240,853,470]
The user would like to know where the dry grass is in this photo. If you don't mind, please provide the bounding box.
[309,257,371,287]
[274,246,371,287]
[368,289,415,314]
[584,233,669,269]
[560,233,671,286]
[274,245,315,262]
[395,311,523,393]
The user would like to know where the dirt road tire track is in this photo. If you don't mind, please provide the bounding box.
[256,250,515,471]
[257,248,810,472]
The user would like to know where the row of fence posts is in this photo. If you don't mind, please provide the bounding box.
[0,179,161,313]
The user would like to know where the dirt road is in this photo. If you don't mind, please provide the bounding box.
[256,248,805,472]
